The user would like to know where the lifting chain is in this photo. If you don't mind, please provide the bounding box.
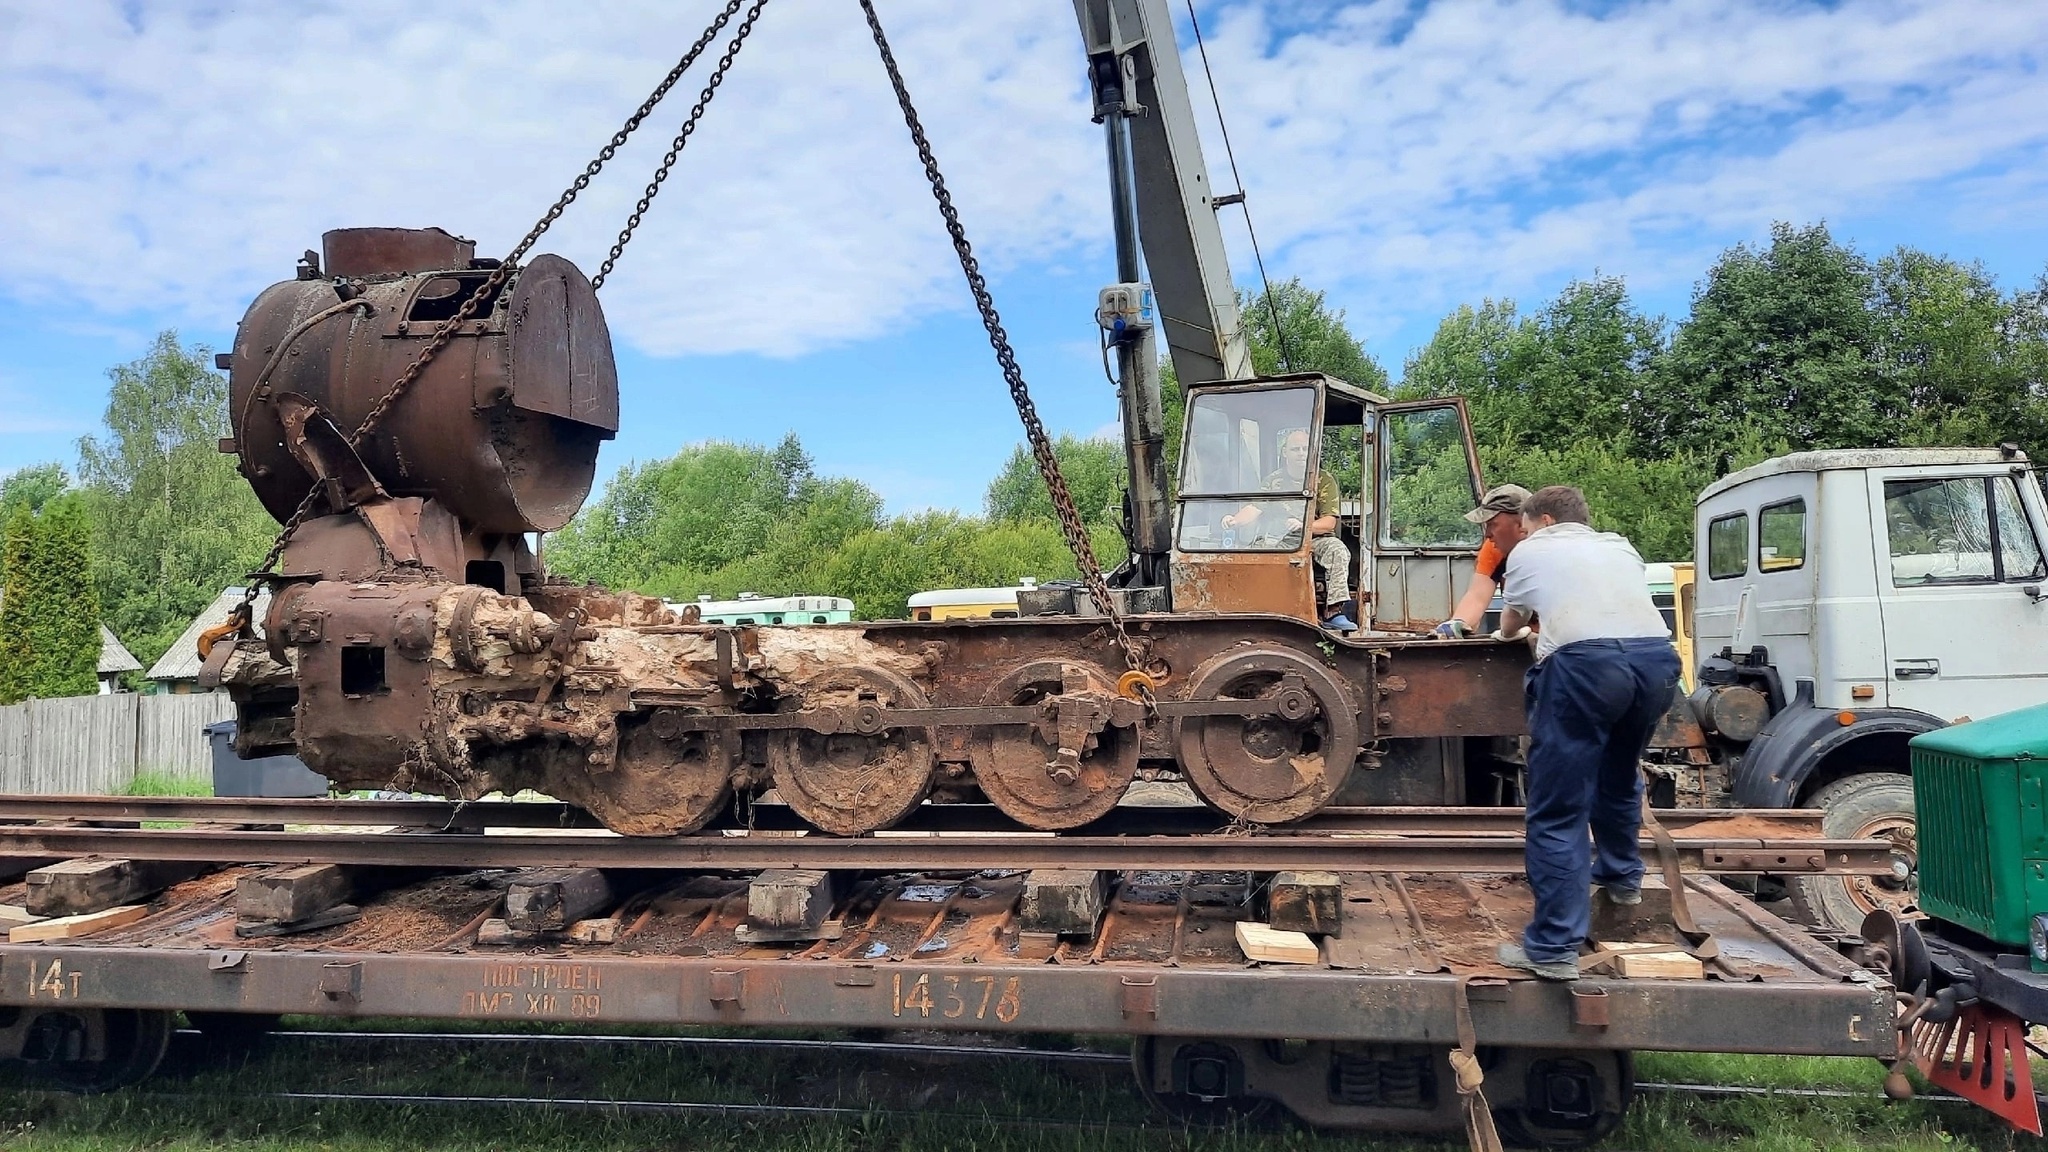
[593,0,771,289]
[222,0,769,641]
[855,0,1155,706]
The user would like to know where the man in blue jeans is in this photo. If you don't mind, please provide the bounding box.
[1493,485,1680,981]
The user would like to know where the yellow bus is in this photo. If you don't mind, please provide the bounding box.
[907,578,1042,622]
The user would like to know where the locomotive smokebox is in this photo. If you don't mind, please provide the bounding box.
[228,227,619,537]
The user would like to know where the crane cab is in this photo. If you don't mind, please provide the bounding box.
[1170,373,1486,633]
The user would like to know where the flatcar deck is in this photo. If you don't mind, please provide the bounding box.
[0,799,1904,1143]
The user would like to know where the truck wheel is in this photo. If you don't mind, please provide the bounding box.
[1788,773,1917,934]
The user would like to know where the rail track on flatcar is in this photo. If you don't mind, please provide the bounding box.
[0,797,1888,877]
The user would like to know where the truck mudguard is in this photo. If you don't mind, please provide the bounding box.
[1730,682,1946,808]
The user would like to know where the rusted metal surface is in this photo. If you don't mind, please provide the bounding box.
[0,867,1893,1059]
[216,236,1550,838]
[0,796,1833,837]
[223,579,1540,836]
[229,232,617,536]
[0,823,1894,875]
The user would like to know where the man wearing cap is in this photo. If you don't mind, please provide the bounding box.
[1434,484,1532,639]
[1491,485,1679,981]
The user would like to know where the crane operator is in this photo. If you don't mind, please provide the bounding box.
[1220,428,1356,632]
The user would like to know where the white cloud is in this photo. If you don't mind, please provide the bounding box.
[4,0,2047,366]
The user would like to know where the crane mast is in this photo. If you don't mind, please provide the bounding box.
[1075,0,1252,593]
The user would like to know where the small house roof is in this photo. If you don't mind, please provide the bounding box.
[147,587,272,682]
[98,626,141,675]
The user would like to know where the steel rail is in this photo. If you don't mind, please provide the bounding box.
[0,823,1889,874]
[0,795,1822,837]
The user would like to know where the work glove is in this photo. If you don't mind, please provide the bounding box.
[1489,626,1532,643]
[1431,619,1471,640]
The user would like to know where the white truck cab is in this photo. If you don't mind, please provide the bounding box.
[1672,446,2048,930]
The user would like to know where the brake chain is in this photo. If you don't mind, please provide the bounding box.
[856,0,1154,704]
[226,0,764,634]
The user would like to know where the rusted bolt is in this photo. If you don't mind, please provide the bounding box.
[396,320,409,334]
[1048,765,1078,786]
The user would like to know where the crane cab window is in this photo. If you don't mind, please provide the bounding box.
[1884,475,2047,585]
[1378,405,1482,548]
[1706,512,1747,579]
[1758,499,1806,572]
[1177,386,1318,552]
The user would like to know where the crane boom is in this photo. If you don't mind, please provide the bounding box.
[1075,0,1252,387]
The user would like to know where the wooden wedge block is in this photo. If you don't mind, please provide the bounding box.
[506,868,613,933]
[1596,940,1703,979]
[1019,869,1107,937]
[27,858,206,918]
[746,869,838,935]
[1268,870,1342,936]
[1616,951,1703,979]
[238,863,353,925]
[0,904,44,927]
[567,917,621,945]
[10,904,147,943]
[1235,920,1321,965]
[476,918,515,946]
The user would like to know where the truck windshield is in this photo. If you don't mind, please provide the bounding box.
[1883,475,2048,585]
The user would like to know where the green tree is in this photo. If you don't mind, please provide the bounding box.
[0,502,102,702]
[76,331,275,670]
[820,511,1092,620]
[983,435,1127,527]
[1400,278,1666,454]
[0,464,72,520]
[1651,222,1901,462]
[1874,250,2048,457]
[550,434,825,590]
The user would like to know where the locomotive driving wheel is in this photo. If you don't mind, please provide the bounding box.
[1176,647,1359,823]
[768,665,935,835]
[554,713,737,837]
[968,660,1140,829]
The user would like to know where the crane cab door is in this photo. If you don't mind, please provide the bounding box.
[1170,379,1325,619]
[1364,398,1486,631]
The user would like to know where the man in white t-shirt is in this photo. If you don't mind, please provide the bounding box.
[1493,485,1679,982]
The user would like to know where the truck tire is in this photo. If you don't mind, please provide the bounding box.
[1788,773,1917,934]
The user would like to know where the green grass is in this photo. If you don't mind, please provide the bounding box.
[0,1026,2039,1152]
[117,772,212,798]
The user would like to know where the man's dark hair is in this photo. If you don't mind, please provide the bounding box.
[1522,485,1590,525]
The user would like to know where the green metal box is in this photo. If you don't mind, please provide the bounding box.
[1911,704,2048,952]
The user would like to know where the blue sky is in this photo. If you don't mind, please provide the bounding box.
[4,0,2047,514]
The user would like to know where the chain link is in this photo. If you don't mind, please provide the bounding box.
[227,0,763,633]
[594,0,771,290]
[855,0,1152,700]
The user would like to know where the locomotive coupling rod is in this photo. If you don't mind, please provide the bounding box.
[0,825,1894,875]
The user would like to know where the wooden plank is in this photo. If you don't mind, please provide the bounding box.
[1595,940,1705,979]
[1235,920,1321,965]
[505,868,614,933]
[567,917,621,945]
[238,864,353,925]
[27,857,206,917]
[136,693,233,779]
[10,903,147,943]
[0,904,43,927]
[746,869,838,935]
[1019,869,1107,937]
[1268,870,1342,936]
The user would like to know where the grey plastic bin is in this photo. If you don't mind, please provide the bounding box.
[204,720,329,798]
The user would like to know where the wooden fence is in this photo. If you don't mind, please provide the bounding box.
[0,693,233,794]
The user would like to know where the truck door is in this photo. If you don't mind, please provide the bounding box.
[1170,381,1323,620]
[1868,467,2048,721]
